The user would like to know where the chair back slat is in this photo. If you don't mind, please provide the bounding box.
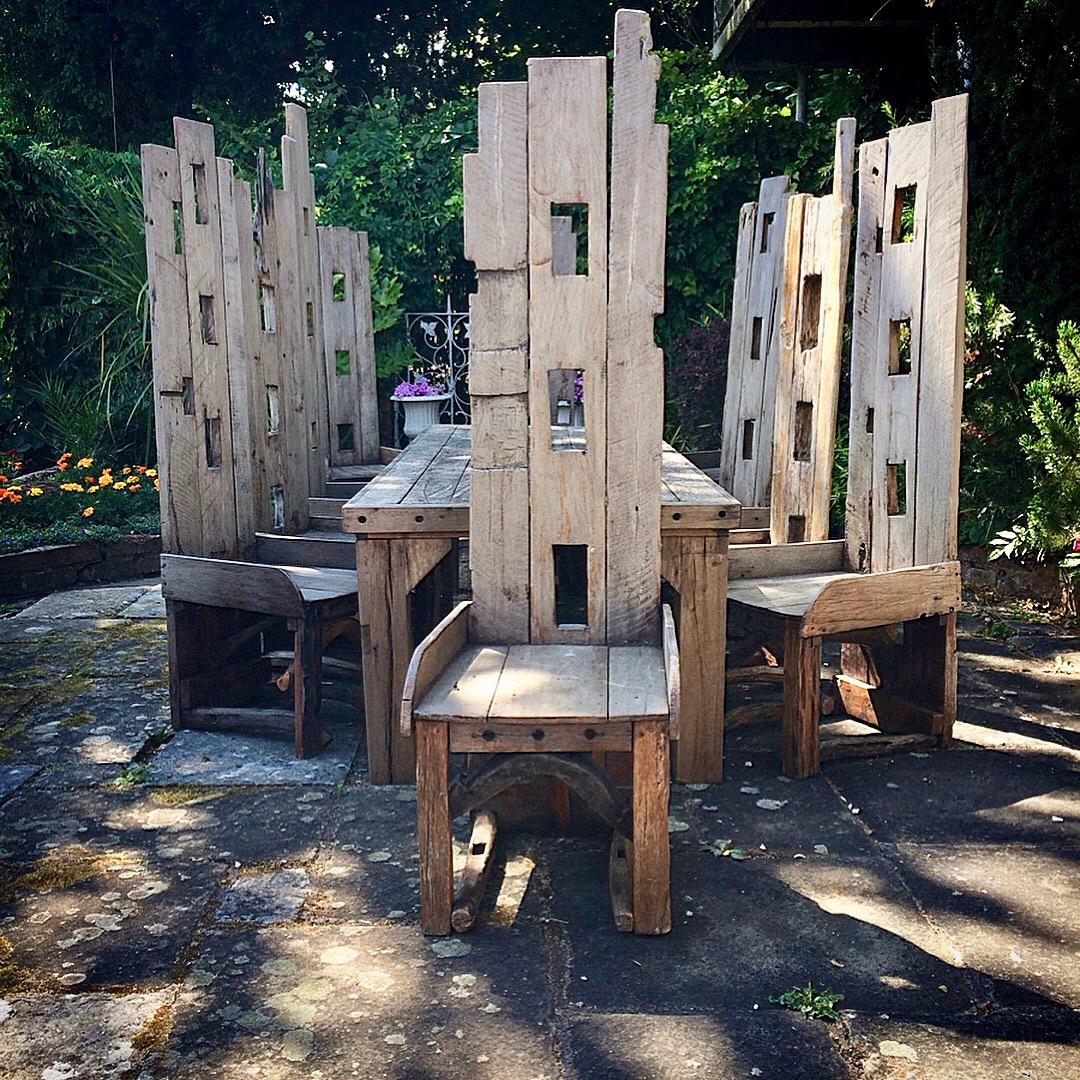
[466,10,668,647]
[845,95,968,572]
[141,106,381,558]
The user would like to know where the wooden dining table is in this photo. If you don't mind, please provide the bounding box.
[342,425,741,785]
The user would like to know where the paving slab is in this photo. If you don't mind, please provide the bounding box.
[13,584,160,622]
[116,584,166,618]
[676,756,878,859]
[0,677,168,787]
[306,784,422,922]
[156,922,557,1078]
[0,788,217,990]
[825,747,1080,848]
[147,725,358,786]
[0,989,175,1080]
[891,842,1080,1009]
[545,839,996,1021]
[564,1010,849,1080]
[0,764,40,801]
[215,868,312,925]
[73,618,168,682]
[0,617,125,645]
[847,1008,1080,1079]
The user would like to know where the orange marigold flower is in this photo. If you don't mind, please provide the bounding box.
[128,483,141,492]
[84,475,96,483]
[57,452,72,470]
[0,475,7,484]
[6,491,22,504]
[82,506,94,517]
[122,466,131,474]
[135,465,147,474]
[76,456,94,469]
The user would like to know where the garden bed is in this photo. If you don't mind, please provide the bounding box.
[0,533,160,600]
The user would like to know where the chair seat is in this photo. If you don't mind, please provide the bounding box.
[727,570,862,619]
[414,643,669,724]
[276,565,358,603]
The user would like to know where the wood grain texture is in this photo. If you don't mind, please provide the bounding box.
[173,118,238,557]
[770,118,855,544]
[400,600,471,733]
[605,8,667,644]
[140,143,202,555]
[914,95,968,566]
[720,174,792,507]
[527,56,608,644]
[801,560,960,638]
[661,534,728,782]
[451,809,497,932]
[631,719,671,934]
[781,621,821,779]
[416,720,453,934]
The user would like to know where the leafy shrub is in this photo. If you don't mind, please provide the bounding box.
[991,322,1080,574]
[664,317,730,450]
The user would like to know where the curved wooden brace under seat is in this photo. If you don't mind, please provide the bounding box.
[448,752,633,838]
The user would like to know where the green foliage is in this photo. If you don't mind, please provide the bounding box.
[657,53,879,345]
[0,134,148,461]
[771,983,844,1022]
[991,322,1080,573]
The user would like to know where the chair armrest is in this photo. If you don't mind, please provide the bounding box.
[802,561,961,638]
[401,600,472,736]
[661,603,680,740]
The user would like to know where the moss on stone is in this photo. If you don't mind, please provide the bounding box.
[0,843,135,902]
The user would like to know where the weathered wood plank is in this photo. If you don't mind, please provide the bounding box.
[606,9,667,645]
[631,719,670,934]
[401,600,471,733]
[416,720,453,934]
[527,56,608,644]
[451,809,497,932]
[140,143,203,555]
[913,94,968,566]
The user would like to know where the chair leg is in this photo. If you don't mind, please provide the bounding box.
[899,611,957,746]
[781,621,822,779]
[631,719,671,935]
[293,612,322,758]
[416,720,453,935]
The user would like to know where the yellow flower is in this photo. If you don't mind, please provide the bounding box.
[98,474,113,487]
[147,469,158,478]
[88,485,99,493]
[59,482,84,493]
[122,466,132,475]
[76,456,94,469]
[82,506,94,517]
[28,487,43,496]
[113,481,127,491]
[153,479,160,491]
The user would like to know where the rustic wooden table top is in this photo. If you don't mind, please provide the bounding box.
[342,425,740,537]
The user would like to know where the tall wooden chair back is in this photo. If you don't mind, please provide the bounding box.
[721,119,855,543]
[719,173,791,510]
[844,95,968,574]
[465,21,667,650]
[141,106,380,559]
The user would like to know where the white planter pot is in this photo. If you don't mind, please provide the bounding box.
[392,392,451,438]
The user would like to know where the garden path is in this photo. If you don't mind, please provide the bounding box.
[0,578,1077,1078]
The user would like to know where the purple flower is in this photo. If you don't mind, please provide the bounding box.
[393,375,446,398]
[573,370,584,404]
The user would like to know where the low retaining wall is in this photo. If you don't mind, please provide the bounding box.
[0,535,161,601]
[961,545,1077,615]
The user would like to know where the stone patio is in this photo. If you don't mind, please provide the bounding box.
[0,580,1077,1078]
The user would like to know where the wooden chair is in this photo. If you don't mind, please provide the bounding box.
[141,106,379,755]
[401,10,679,935]
[727,95,968,778]
[720,118,855,544]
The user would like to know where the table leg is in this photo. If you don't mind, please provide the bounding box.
[661,533,730,783]
[357,536,455,785]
